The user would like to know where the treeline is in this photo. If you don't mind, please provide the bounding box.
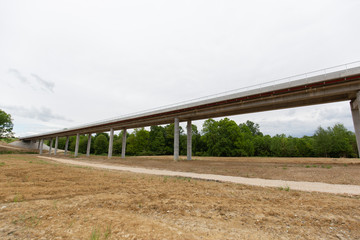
[49,118,358,158]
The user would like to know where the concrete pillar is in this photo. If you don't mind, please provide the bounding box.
[174,117,179,161]
[39,139,43,155]
[49,138,53,155]
[350,99,360,157]
[75,133,80,157]
[121,129,127,158]
[86,133,91,157]
[37,140,41,150]
[64,136,69,155]
[54,136,58,155]
[187,120,192,160]
[108,128,114,159]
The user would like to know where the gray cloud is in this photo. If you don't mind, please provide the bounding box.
[7,68,55,93]
[8,68,29,84]
[31,73,55,92]
[0,105,72,122]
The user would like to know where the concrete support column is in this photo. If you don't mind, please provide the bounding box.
[39,139,44,155]
[121,129,127,158]
[187,120,192,160]
[64,136,69,155]
[86,133,91,157]
[75,133,80,157]
[54,136,58,155]
[108,128,114,159]
[49,138,53,155]
[350,99,360,157]
[174,117,179,161]
[37,140,41,150]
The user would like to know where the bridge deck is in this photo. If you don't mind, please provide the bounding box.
[20,65,360,140]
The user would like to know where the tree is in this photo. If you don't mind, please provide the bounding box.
[240,120,263,136]
[203,118,243,156]
[94,134,109,155]
[0,109,14,138]
[329,124,356,158]
[127,128,150,155]
[149,125,166,155]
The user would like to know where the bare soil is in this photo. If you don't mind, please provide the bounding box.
[0,154,360,239]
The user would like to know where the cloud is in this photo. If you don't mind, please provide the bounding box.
[31,73,55,92]
[7,68,55,93]
[0,105,72,122]
[8,68,29,84]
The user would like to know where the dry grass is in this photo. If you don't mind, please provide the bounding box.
[0,154,359,239]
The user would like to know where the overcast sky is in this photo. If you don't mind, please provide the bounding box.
[1,0,360,138]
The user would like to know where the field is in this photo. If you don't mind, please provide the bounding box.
[1,152,360,240]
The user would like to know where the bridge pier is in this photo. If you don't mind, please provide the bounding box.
[86,133,91,157]
[174,118,179,161]
[187,120,192,160]
[350,94,360,157]
[75,133,80,157]
[108,128,114,159]
[49,138,53,155]
[39,139,43,155]
[64,136,69,155]
[54,136,58,155]
[122,129,127,158]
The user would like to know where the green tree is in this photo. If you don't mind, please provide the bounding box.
[240,120,263,136]
[149,125,166,155]
[313,126,332,157]
[94,134,109,155]
[203,118,243,156]
[127,128,150,155]
[0,109,14,138]
[79,135,89,154]
[329,124,356,157]
[113,139,122,155]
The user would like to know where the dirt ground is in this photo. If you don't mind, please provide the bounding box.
[67,154,360,186]
[0,154,360,239]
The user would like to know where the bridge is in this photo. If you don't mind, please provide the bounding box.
[20,62,360,160]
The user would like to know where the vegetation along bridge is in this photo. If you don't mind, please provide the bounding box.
[20,62,360,160]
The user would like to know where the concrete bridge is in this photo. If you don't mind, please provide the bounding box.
[19,62,360,159]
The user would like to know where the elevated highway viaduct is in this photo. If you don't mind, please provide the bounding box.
[20,63,360,160]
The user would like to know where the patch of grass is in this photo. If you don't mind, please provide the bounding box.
[13,193,24,203]
[0,151,14,154]
[321,165,332,169]
[0,151,37,155]
[53,200,58,210]
[90,228,101,240]
[71,165,91,169]
[0,138,18,143]
[0,162,5,166]
[278,185,290,191]
[12,213,40,228]
[175,176,191,182]
[343,164,348,167]
[36,159,50,164]
[163,176,168,183]
[104,224,112,239]
[305,165,320,168]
